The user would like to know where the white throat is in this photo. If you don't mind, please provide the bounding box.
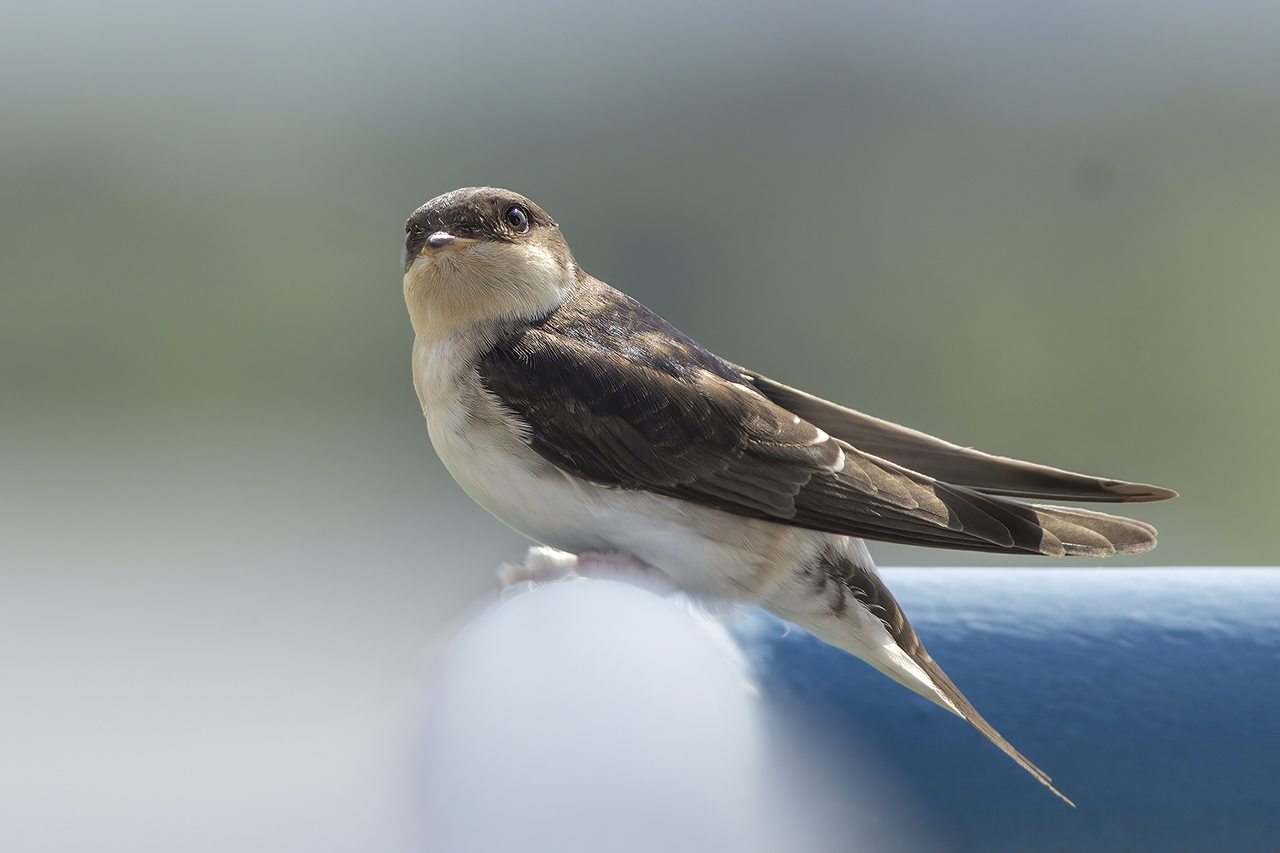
[403,241,576,348]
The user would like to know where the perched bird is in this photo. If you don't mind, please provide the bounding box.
[402,187,1176,804]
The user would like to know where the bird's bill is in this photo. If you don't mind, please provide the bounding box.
[420,232,480,255]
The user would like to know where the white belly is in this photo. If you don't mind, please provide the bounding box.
[413,337,826,602]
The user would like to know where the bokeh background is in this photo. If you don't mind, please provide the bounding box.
[2,0,1278,849]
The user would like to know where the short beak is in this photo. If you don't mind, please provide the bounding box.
[422,231,479,255]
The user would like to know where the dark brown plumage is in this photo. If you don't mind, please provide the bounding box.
[479,279,1171,559]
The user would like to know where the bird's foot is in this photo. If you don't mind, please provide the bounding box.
[497,546,680,596]
[497,546,580,590]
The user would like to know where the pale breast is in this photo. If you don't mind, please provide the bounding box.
[411,334,831,602]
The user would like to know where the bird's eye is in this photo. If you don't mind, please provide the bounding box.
[505,206,530,233]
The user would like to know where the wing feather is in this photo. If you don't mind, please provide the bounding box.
[477,283,1166,557]
[741,370,1177,503]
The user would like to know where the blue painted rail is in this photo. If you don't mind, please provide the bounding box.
[415,568,1280,852]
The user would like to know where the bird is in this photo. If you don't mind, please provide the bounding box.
[401,186,1176,805]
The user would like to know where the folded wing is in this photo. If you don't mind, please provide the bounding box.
[478,285,1171,557]
[741,370,1176,503]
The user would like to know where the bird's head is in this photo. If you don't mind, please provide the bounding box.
[403,187,579,344]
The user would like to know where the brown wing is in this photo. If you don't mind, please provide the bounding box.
[478,283,1164,556]
[741,370,1176,504]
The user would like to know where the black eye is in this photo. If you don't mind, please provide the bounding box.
[505,206,530,233]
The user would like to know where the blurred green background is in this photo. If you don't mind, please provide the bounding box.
[1,1,1279,844]
[6,1,1277,572]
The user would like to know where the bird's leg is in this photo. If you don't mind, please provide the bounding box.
[497,545,582,590]
[497,546,682,596]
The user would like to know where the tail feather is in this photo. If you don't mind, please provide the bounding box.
[909,647,1075,807]
[779,543,1076,805]
[795,466,1161,557]
[1032,504,1158,556]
